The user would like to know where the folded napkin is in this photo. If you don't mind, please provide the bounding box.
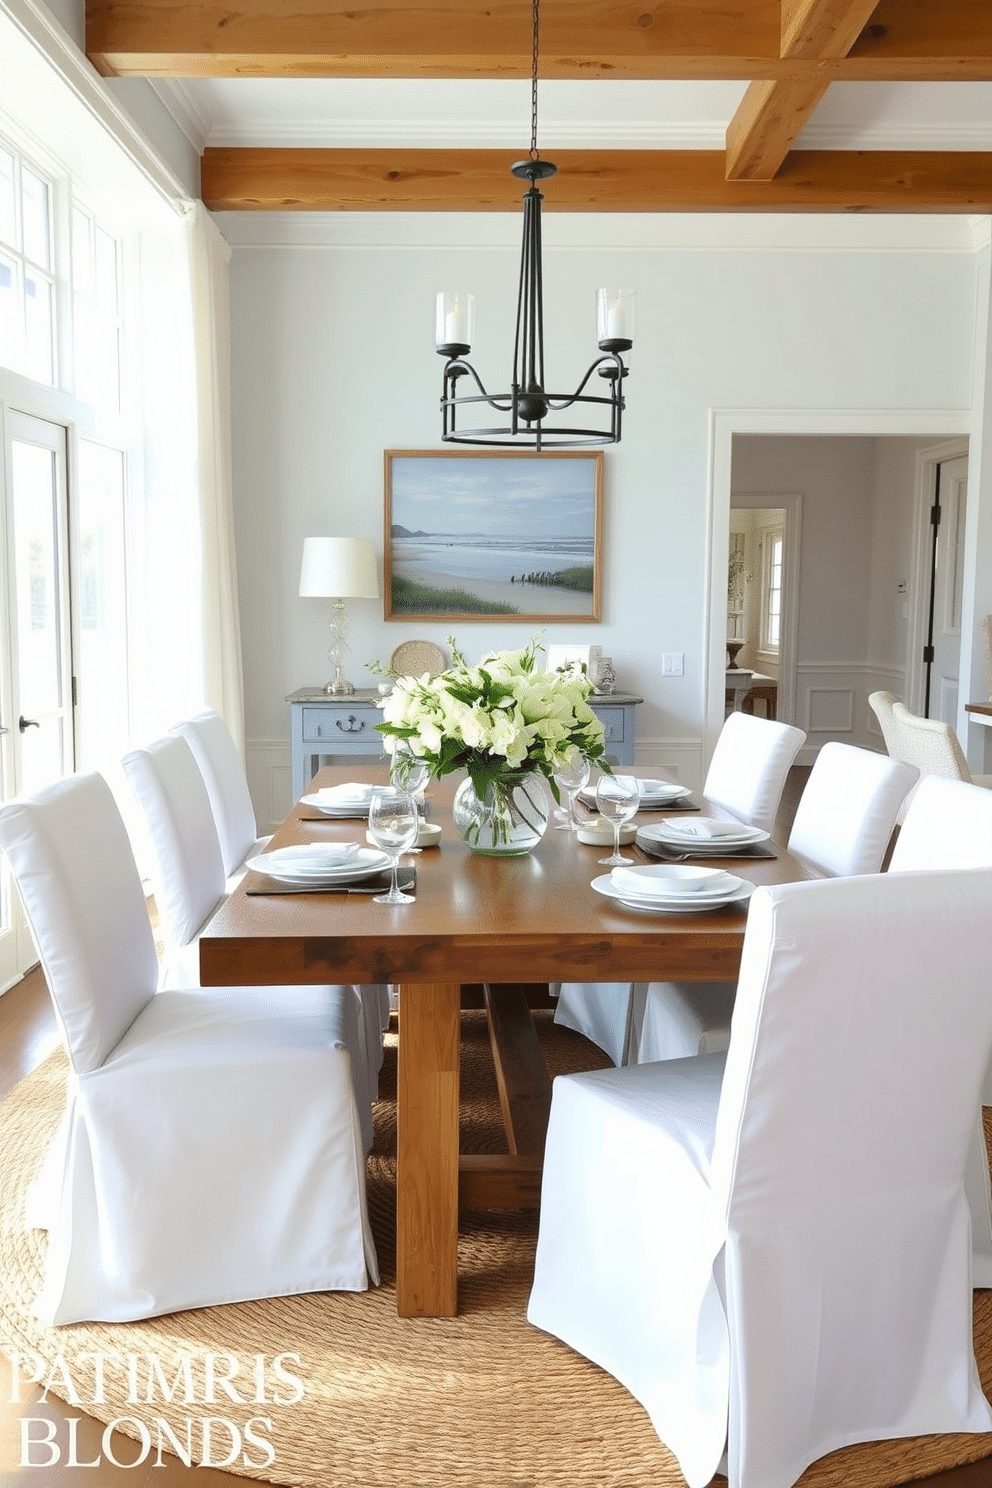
[665,818,752,840]
[611,865,735,898]
[316,783,376,803]
[267,843,362,869]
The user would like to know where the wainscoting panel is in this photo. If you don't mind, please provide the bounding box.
[794,664,903,765]
[246,738,296,833]
[806,688,855,735]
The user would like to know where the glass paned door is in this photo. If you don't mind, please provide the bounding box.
[0,411,73,988]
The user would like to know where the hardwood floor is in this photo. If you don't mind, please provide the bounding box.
[1,772,989,1488]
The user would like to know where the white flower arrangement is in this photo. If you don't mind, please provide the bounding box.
[376,636,610,802]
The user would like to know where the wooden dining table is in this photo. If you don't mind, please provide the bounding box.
[198,764,815,1318]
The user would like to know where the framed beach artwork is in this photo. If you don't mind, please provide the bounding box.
[384,450,603,622]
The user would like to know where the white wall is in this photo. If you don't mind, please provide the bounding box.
[219,211,982,822]
[731,434,954,760]
[7,0,201,202]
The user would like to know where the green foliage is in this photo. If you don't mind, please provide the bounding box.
[390,574,518,616]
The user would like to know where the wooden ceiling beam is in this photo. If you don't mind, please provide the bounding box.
[725,76,831,181]
[726,0,880,182]
[200,146,992,213]
[85,0,992,80]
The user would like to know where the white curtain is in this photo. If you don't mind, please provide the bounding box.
[135,204,245,757]
[187,202,245,756]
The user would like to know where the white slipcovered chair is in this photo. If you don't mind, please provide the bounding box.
[887,774,992,1287]
[554,711,806,1065]
[0,772,378,1325]
[122,734,384,1151]
[529,869,992,1488]
[631,743,918,1065]
[172,709,391,1041]
[170,708,270,886]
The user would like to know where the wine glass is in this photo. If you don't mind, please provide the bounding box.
[595,773,641,865]
[389,745,431,850]
[368,787,418,904]
[552,752,591,830]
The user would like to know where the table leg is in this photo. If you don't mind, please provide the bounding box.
[396,979,461,1317]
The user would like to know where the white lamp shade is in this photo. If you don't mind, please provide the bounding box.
[299,537,379,600]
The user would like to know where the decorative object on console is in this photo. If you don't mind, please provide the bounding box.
[726,639,745,668]
[591,655,616,693]
[391,639,447,679]
[547,643,599,678]
[376,636,609,855]
[435,0,633,449]
[299,536,380,696]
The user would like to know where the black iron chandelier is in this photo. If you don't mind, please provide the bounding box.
[435,0,634,449]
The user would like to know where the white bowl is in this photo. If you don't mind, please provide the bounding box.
[367,820,441,848]
[576,821,638,847]
[611,864,736,898]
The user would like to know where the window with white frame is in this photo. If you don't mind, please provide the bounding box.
[72,202,123,413]
[0,128,134,777]
[760,526,784,654]
[0,143,57,385]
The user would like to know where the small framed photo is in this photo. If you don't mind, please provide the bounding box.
[545,643,601,679]
[384,449,603,622]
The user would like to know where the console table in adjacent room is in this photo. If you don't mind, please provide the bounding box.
[287,688,386,800]
[287,687,642,801]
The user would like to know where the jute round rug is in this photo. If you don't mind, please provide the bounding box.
[2,1011,991,1488]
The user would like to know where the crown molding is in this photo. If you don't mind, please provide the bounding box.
[149,78,212,154]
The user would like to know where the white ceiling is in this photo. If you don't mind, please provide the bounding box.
[159,77,992,155]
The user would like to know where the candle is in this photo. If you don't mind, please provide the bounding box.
[597,288,635,346]
[436,291,474,350]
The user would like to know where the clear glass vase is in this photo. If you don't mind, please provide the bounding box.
[452,771,551,856]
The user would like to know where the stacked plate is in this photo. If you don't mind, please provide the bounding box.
[591,862,754,915]
[579,779,691,810]
[300,783,377,818]
[636,818,769,855]
[246,844,390,887]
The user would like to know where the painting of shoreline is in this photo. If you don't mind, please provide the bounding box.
[384,451,602,621]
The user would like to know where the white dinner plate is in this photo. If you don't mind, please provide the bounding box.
[300,792,374,818]
[247,847,390,884]
[578,780,690,808]
[638,818,769,849]
[634,779,692,802]
[592,873,754,914]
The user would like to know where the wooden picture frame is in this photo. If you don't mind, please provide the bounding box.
[384,449,603,622]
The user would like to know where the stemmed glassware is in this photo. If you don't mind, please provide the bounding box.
[389,744,431,851]
[368,786,418,904]
[552,752,591,830]
[595,773,641,865]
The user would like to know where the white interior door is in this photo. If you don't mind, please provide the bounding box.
[0,409,74,989]
[924,453,968,725]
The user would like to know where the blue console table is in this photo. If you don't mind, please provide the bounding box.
[287,687,641,800]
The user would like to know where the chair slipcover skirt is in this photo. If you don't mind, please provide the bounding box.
[530,873,992,1488]
[28,985,379,1325]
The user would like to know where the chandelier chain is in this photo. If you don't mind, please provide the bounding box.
[529,0,540,160]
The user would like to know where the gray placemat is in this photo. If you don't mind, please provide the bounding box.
[576,793,702,817]
[635,835,776,862]
[297,812,370,822]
